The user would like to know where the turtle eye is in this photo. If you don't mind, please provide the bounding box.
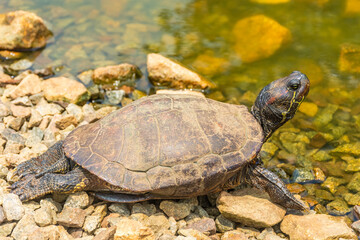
[290,83,299,90]
[288,79,300,91]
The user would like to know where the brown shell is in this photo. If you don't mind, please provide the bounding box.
[63,93,263,197]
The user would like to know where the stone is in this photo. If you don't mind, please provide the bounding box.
[0,72,16,86]
[41,77,90,104]
[178,228,211,240]
[315,189,334,201]
[192,54,230,76]
[132,202,156,216]
[258,227,285,240]
[0,206,5,224]
[64,191,90,209]
[0,11,52,50]
[35,101,63,116]
[342,155,360,172]
[10,59,33,71]
[101,0,128,17]
[11,213,39,240]
[55,114,78,130]
[343,193,360,206]
[160,200,192,220]
[326,199,350,215]
[92,63,142,84]
[40,198,62,213]
[347,172,360,192]
[0,128,25,144]
[185,218,216,235]
[29,225,73,240]
[144,214,170,237]
[10,104,31,118]
[313,167,326,181]
[105,90,125,105]
[298,102,318,117]
[215,215,235,233]
[7,74,42,99]
[311,150,332,162]
[3,193,24,221]
[321,176,346,194]
[77,70,94,85]
[232,15,291,63]
[0,104,10,118]
[114,218,154,240]
[339,43,360,73]
[345,0,360,15]
[351,220,360,234]
[93,226,117,240]
[221,230,248,240]
[11,96,32,107]
[0,222,16,237]
[56,207,86,228]
[5,116,24,131]
[280,214,357,240]
[66,103,84,122]
[216,189,286,228]
[34,205,57,227]
[331,142,360,156]
[108,203,130,216]
[251,0,290,3]
[83,204,107,234]
[147,53,215,90]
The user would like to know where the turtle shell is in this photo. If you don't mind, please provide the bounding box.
[63,92,264,197]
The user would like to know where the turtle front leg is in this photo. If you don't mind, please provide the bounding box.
[247,164,307,211]
[14,141,65,178]
[11,167,89,201]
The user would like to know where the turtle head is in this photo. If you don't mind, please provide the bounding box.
[251,71,310,141]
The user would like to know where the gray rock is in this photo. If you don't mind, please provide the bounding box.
[131,202,156,216]
[0,128,25,144]
[160,200,192,220]
[215,214,235,233]
[10,59,33,71]
[108,203,130,216]
[25,127,44,148]
[3,193,24,221]
[104,90,125,105]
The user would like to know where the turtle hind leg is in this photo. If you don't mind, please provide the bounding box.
[11,167,89,201]
[248,164,307,211]
[92,192,154,203]
[14,140,65,178]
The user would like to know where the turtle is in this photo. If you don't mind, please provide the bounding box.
[11,71,310,210]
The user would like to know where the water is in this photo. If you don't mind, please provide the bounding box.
[1,0,360,214]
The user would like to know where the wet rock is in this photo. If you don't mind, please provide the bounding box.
[34,205,57,227]
[331,142,360,156]
[132,202,156,216]
[108,203,130,216]
[104,90,125,105]
[92,63,142,85]
[342,155,360,172]
[344,0,360,15]
[216,189,286,228]
[83,204,107,234]
[215,215,235,233]
[3,193,24,221]
[232,15,291,63]
[11,213,39,240]
[326,198,350,215]
[185,218,216,236]
[78,70,94,85]
[10,59,33,71]
[291,168,315,183]
[29,225,73,240]
[101,0,128,17]
[348,172,360,192]
[280,214,357,240]
[343,193,360,205]
[339,43,360,73]
[251,0,289,3]
[286,183,306,194]
[313,167,326,181]
[321,176,346,194]
[6,74,42,100]
[0,11,52,50]
[192,54,230,76]
[147,53,215,90]
[56,207,86,228]
[41,77,90,104]
[315,189,334,201]
[160,200,192,220]
[0,222,16,237]
[114,218,154,240]
[93,225,117,240]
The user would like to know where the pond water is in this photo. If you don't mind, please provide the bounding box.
[1,0,360,217]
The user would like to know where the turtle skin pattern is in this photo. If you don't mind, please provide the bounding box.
[63,93,263,197]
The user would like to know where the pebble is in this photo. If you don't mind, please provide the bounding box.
[66,103,84,122]
[351,220,360,234]
[132,202,156,216]
[0,206,5,224]
[64,191,90,209]
[93,225,117,240]
[3,193,24,221]
[145,213,170,237]
[347,172,360,192]
[281,214,357,240]
[216,189,286,228]
[11,213,39,240]
[34,205,57,227]
[29,225,73,240]
[220,230,248,240]
[92,63,142,84]
[215,215,235,233]
[6,74,42,100]
[56,207,86,228]
[0,222,16,237]
[83,204,107,234]
[326,198,350,215]
[10,104,31,118]
[185,218,216,235]
[160,200,192,220]
[114,218,154,240]
[108,203,130,216]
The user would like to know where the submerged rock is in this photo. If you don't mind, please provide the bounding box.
[147,53,215,90]
[280,214,357,240]
[339,43,360,73]
[232,15,291,63]
[0,11,52,50]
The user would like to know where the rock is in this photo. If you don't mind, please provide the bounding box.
[232,15,291,63]
[326,199,350,215]
[351,220,360,234]
[251,0,290,3]
[0,127,25,144]
[28,109,43,128]
[311,150,332,162]
[55,114,78,130]
[35,100,64,116]
[77,70,94,85]
[93,226,117,240]
[144,214,170,237]
[339,43,360,73]
[0,11,52,50]
[215,215,235,233]
[0,104,11,118]
[345,0,360,15]
[12,96,32,107]
[83,204,107,234]
[11,213,39,240]
[160,200,192,220]
[314,104,338,128]
[132,202,156,216]
[108,203,130,216]
[5,116,25,131]
[3,193,24,221]
[343,193,360,205]
[10,104,31,118]
[34,205,57,227]
[280,214,357,240]
[29,225,73,240]
[298,102,318,117]
[220,230,248,240]
[192,54,230,76]
[321,176,346,194]
[147,53,215,90]
[56,207,86,228]
[313,167,326,181]
[92,63,142,85]
[10,59,33,71]
[315,189,334,201]
[0,72,16,86]
[104,90,125,105]
[291,168,315,183]
[347,172,360,192]
[0,206,5,224]
[64,191,90,209]
[6,74,42,100]
[40,198,62,213]
[185,218,216,235]
[114,218,154,240]
[342,155,360,172]
[216,189,286,228]
[331,142,360,156]
[101,0,128,17]
[66,103,84,122]
[178,228,211,240]
[41,77,90,104]
[0,222,16,237]
[258,227,285,240]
